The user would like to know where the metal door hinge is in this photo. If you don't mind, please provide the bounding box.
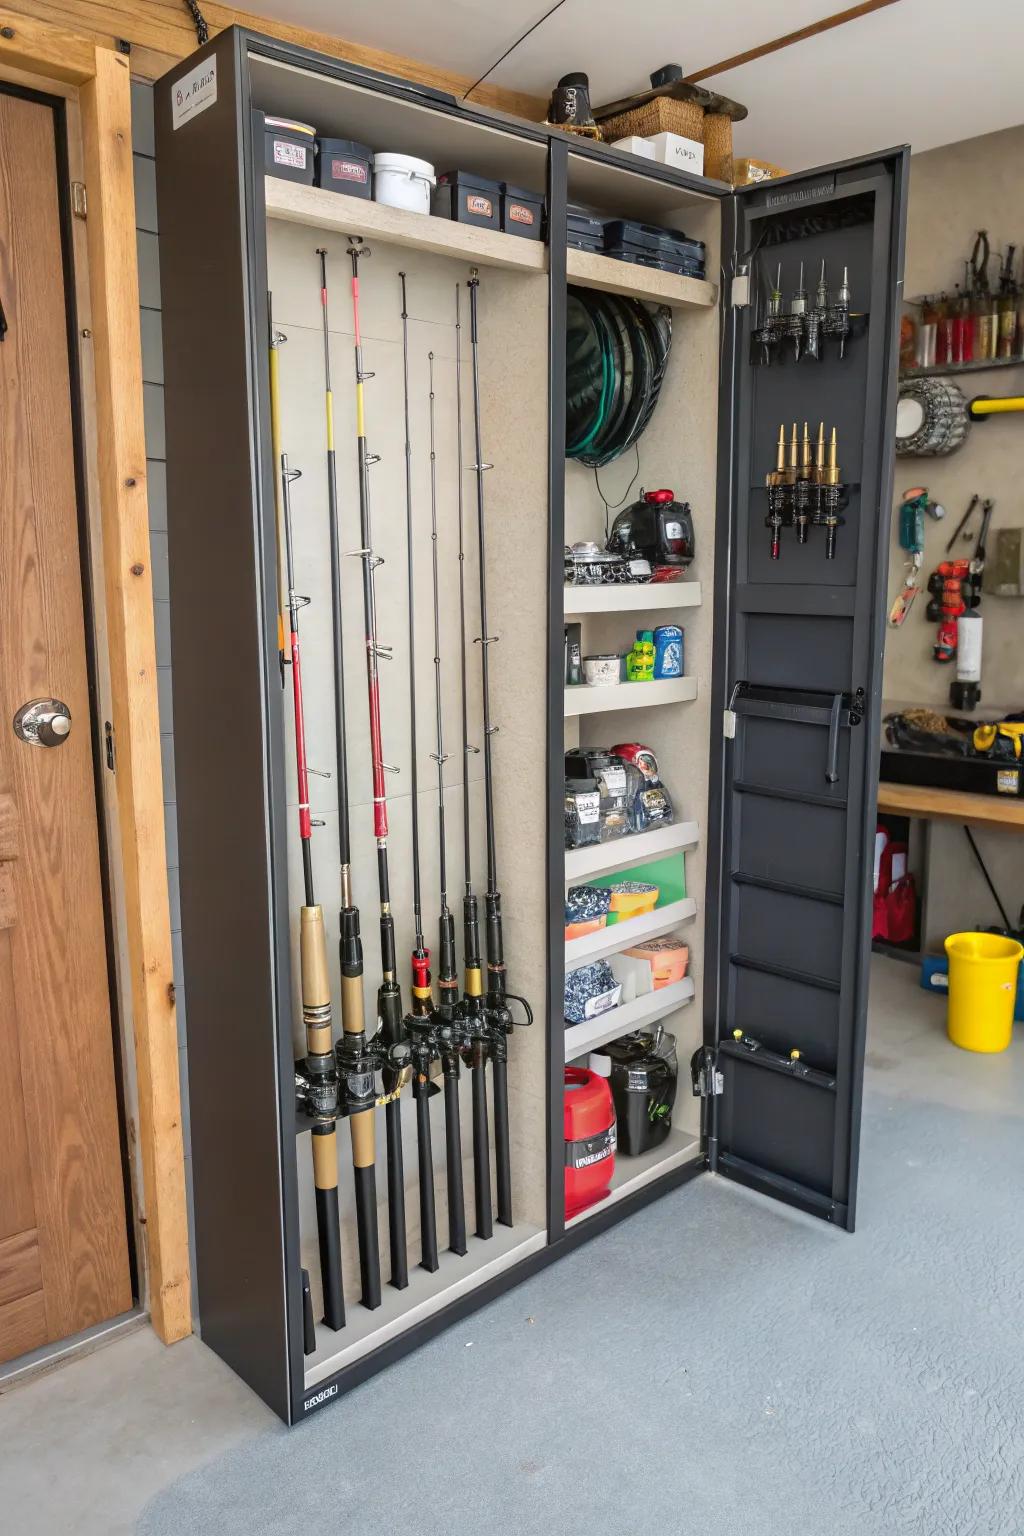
[71,182,87,219]
[690,1046,724,1098]
[730,272,751,308]
[723,708,736,739]
[104,721,116,771]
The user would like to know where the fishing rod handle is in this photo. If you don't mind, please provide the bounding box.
[438,908,458,990]
[352,1162,382,1310]
[444,1073,468,1257]
[485,890,505,976]
[468,273,480,342]
[491,1054,513,1229]
[411,946,433,1018]
[463,893,483,1000]
[471,1062,493,1241]
[311,1126,345,1330]
[416,1089,439,1273]
[300,905,333,1056]
[384,1096,409,1291]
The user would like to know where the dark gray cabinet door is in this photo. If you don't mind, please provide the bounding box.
[705,151,909,1230]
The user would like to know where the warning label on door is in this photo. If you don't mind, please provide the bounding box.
[172,57,217,131]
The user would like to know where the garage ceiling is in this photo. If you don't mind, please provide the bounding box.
[239,0,1024,170]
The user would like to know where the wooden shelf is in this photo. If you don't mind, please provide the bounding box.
[565,676,696,717]
[265,179,547,274]
[877,780,1024,830]
[565,896,697,967]
[567,246,716,309]
[564,976,695,1060]
[563,581,702,615]
[900,356,1024,381]
[565,820,698,883]
[565,1127,702,1229]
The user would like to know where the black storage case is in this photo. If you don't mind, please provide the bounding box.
[263,113,315,184]
[502,183,544,239]
[315,135,372,197]
[433,169,502,228]
[154,24,907,1424]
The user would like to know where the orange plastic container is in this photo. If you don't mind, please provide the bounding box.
[565,916,607,942]
[608,882,659,923]
[624,935,689,989]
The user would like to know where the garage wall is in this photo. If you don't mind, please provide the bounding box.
[882,124,1024,947]
[131,79,199,1325]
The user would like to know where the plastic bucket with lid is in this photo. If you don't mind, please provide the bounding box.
[944,930,1023,1053]
[373,153,435,214]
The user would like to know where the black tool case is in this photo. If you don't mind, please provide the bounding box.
[154,25,906,1425]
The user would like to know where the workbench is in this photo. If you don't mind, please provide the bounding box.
[877,781,1024,831]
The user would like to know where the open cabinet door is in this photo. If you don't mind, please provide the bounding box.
[704,150,908,1230]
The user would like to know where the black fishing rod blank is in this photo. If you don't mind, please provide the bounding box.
[318,249,381,1312]
[399,279,440,1276]
[346,239,411,1292]
[427,347,468,1259]
[282,450,345,1331]
[467,271,534,1231]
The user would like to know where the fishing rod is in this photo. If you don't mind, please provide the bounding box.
[427,348,468,1260]
[317,249,380,1312]
[399,276,440,1276]
[346,238,411,1292]
[281,449,345,1332]
[467,271,534,1231]
[267,296,288,685]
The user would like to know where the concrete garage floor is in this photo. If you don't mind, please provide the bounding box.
[3,954,1022,1536]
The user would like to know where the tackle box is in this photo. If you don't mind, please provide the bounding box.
[433,170,501,230]
[566,203,606,252]
[263,115,316,185]
[315,136,373,197]
[501,183,544,240]
[602,218,706,278]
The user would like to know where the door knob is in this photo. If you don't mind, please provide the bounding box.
[13,698,72,747]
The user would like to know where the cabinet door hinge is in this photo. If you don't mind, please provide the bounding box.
[104,720,116,771]
[690,1045,723,1098]
[71,182,87,219]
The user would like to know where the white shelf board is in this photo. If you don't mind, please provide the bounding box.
[567,246,716,309]
[265,179,547,274]
[563,975,695,1060]
[566,1127,702,1229]
[565,896,697,966]
[563,582,702,615]
[304,1224,546,1387]
[564,820,698,883]
[565,675,696,717]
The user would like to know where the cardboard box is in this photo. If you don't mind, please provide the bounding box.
[647,131,704,176]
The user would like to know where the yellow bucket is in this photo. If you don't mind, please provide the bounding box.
[944,931,1023,1053]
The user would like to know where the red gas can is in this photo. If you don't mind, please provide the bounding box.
[564,1066,616,1218]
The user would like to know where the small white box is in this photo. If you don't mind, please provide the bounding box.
[610,135,656,161]
[648,131,704,176]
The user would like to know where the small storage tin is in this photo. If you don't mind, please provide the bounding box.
[315,136,373,198]
[434,170,502,229]
[582,654,620,687]
[264,116,316,185]
[501,183,544,240]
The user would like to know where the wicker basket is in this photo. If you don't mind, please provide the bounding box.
[702,113,733,183]
[598,95,705,145]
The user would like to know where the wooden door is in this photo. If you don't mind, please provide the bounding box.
[0,86,132,1365]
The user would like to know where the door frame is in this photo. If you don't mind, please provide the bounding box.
[0,13,190,1346]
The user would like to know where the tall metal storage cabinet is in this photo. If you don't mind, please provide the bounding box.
[155,25,906,1423]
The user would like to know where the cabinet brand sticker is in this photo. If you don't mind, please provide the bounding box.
[172,57,217,130]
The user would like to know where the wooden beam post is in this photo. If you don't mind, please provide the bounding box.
[80,45,191,1345]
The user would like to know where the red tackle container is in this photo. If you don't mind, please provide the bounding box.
[563,1066,616,1218]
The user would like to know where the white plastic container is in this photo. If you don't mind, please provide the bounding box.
[373,152,435,214]
[610,135,656,161]
[648,131,704,176]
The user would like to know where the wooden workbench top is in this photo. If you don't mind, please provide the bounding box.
[877,781,1024,829]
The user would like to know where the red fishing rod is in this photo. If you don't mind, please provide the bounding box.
[467,272,533,1231]
[281,450,345,1331]
[317,249,381,1311]
[347,239,410,1292]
